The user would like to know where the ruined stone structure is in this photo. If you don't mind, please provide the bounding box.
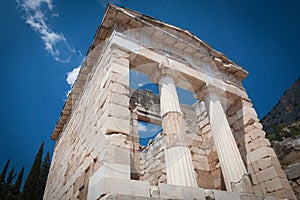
[44,4,296,200]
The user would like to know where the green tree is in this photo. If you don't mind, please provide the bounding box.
[38,152,50,200]
[6,167,16,186]
[13,166,24,195]
[4,167,17,198]
[22,142,44,200]
[6,166,25,200]
[0,161,24,200]
[0,160,10,186]
[0,160,10,199]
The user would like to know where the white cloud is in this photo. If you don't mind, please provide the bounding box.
[17,0,85,98]
[138,121,162,139]
[22,0,53,10]
[65,65,81,97]
[16,0,78,63]
[138,122,148,132]
[66,66,81,86]
[99,0,121,8]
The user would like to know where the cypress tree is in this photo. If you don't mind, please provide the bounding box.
[22,142,44,200]
[4,167,16,199]
[13,166,24,196]
[8,166,24,200]
[6,167,16,186]
[0,160,10,186]
[0,160,10,199]
[38,152,50,200]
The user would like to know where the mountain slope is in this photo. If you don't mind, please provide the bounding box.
[261,77,300,140]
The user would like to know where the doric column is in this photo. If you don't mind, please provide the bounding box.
[155,70,197,187]
[198,86,253,193]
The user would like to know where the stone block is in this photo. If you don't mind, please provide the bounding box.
[150,186,160,198]
[240,193,263,200]
[182,186,205,200]
[244,122,263,134]
[109,92,129,107]
[193,154,210,171]
[89,163,130,189]
[257,180,267,195]
[158,183,205,200]
[264,177,284,192]
[106,133,127,147]
[105,145,130,165]
[251,156,281,173]
[111,63,129,74]
[158,183,184,199]
[227,115,238,126]
[191,147,206,155]
[246,138,271,152]
[111,72,129,87]
[200,117,209,128]
[249,172,259,185]
[287,163,300,180]
[87,178,150,200]
[263,195,276,200]
[236,106,258,121]
[111,55,129,67]
[202,124,211,134]
[110,82,129,95]
[244,129,265,144]
[272,188,296,200]
[256,166,285,183]
[106,117,130,135]
[252,184,263,196]
[247,147,277,164]
[213,190,241,200]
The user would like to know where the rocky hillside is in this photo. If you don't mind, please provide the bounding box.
[261,77,300,140]
[261,77,300,199]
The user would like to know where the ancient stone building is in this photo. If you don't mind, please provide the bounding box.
[44,4,296,200]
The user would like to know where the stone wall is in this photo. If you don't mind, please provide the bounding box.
[139,102,224,190]
[140,133,166,185]
[272,137,300,199]
[226,97,296,199]
[191,101,224,190]
[44,46,132,200]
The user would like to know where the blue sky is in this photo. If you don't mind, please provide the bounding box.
[0,0,299,181]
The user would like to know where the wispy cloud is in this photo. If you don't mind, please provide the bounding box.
[16,0,80,63]
[138,123,148,132]
[16,0,85,97]
[99,0,121,8]
[138,121,162,139]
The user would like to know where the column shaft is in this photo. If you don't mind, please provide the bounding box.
[159,75,197,187]
[204,92,253,193]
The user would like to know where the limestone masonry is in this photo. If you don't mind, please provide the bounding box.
[44,4,296,200]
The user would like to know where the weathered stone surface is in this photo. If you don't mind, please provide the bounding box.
[213,190,241,200]
[89,163,130,188]
[88,178,150,200]
[287,163,300,180]
[159,183,205,200]
[271,137,300,165]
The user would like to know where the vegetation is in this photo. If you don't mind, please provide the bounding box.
[0,142,50,200]
[266,123,300,142]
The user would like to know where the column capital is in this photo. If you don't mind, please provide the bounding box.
[148,63,178,83]
[196,84,226,102]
